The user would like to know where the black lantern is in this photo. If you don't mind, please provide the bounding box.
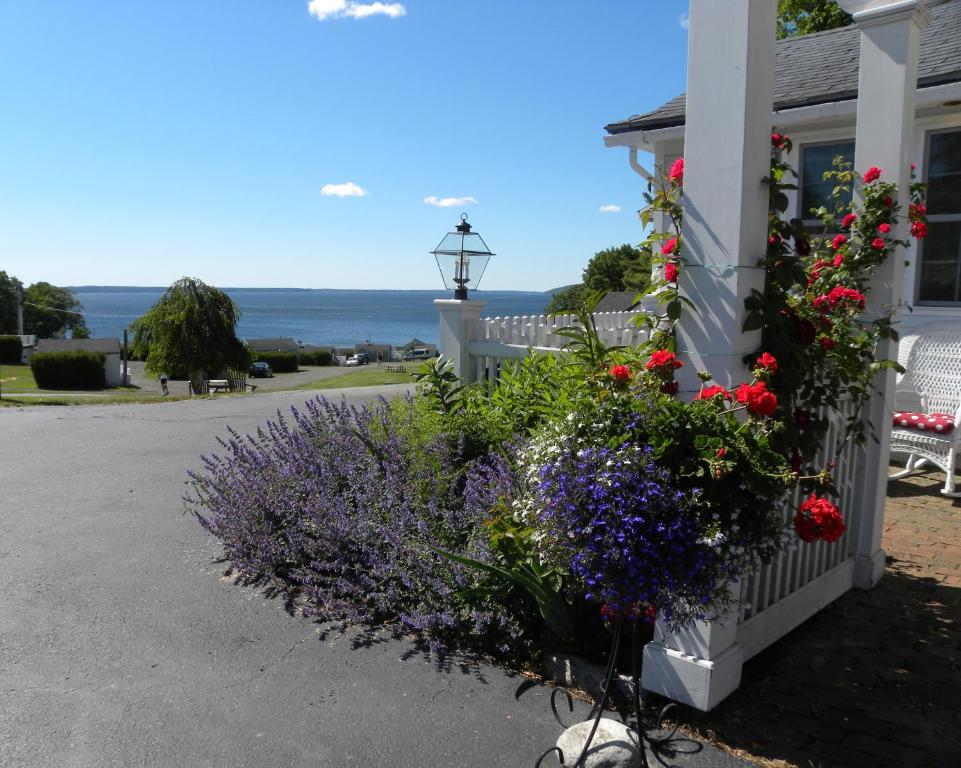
[431,213,494,300]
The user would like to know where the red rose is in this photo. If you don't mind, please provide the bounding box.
[694,384,731,401]
[771,132,788,150]
[911,220,927,239]
[831,234,847,250]
[871,237,886,250]
[821,336,835,351]
[878,222,891,234]
[794,494,846,543]
[832,254,844,268]
[662,237,678,255]
[826,285,866,310]
[645,350,683,372]
[668,157,684,185]
[863,166,882,183]
[768,235,778,246]
[716,447,726,459]
[755,352,778,374]
[841,213,857,229]
[909,202,926,217]
[664,261,678,283]
[735,381,777,417]
[609,364,631,383]
[883,196,894,207]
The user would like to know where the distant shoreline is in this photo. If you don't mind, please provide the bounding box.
[68,286,548,295]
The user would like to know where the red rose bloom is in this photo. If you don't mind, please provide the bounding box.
[755,352,778,374]
[909,202,926,217]
[694,384,731,401]
[878,222,891,234]
[911,220,927,239]
[871,237,886,250]
[771,132,788,150]
[609,364,631,383]
[831,234,847,250]
[826,285,866,310]
[668,157,684,185]
[832,254,844,268]
[645,349,683,372]
[883,196,894,207]
[662,237,678,256]
[735,381,777,417]
[841,213,857,229]
[664,261,678,283]
[821,337,835,351]
[794,494,846,543]
[863,166,882,183]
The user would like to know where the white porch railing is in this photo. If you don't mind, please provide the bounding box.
[466,310,649,382]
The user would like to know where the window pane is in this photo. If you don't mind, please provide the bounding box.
[801,141,854,220]
[917,221,961,303]
[927,131,961,215]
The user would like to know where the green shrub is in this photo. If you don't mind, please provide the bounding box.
[253,351,298,373]
[30,350,106,389]
[0,335,23,364]
[298,350,333,366]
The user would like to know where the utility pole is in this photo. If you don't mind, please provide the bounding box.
[16,282,23,336]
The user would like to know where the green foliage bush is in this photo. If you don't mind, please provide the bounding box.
[31,350,105,389]
[298,350,333,366]
[253,351,298,373]
[0,335,23,364]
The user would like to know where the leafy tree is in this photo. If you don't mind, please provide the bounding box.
[131,277,249,381]
[546,244,650,314]
[23,282,90,339]
[0,271,23,334]
[777,0,852,38]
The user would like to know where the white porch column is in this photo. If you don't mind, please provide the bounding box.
[434,299,485,382]
[642,0,776,711]
[838,0,928,589]
[674,0,775,394]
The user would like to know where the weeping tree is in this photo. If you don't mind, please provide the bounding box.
[131,277,249,385]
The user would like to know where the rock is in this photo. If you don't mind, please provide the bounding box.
[555,718,641,768]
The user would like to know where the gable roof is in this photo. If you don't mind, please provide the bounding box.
[594,291,641,313]
[36,338,121,354]
[606,0,961,135]
[244,338,300,352]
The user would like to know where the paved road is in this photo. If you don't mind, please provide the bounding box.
[0,388,752,768]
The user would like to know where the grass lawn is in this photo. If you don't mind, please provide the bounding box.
[294,369,416,390]
[0,363,38,391]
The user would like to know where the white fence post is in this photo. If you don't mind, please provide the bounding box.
[641,0,776,710]
[434,299,485,381]
[836,0,927,589]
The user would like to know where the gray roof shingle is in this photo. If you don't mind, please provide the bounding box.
[606,0,961,134]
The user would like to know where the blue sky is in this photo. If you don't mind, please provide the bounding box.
[0,1,691,292]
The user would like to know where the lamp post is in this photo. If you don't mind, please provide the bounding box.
[431,213,494,300]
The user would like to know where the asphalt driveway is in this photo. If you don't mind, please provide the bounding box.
[0,387,751,768]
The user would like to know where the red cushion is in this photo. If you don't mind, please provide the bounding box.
[892,411,955,435]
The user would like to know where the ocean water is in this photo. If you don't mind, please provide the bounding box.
[70,287,551,347]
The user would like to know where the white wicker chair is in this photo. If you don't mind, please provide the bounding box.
[889,322,961,496]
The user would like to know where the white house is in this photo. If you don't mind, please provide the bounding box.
[604,0,961,331]
[35,338,123,387]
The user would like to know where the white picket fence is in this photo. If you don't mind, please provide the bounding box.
[466,310,649,381]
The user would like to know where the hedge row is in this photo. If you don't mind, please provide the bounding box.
[253,351,298,373]
[31,350,106,389]
[297,350,333,366]
[0,336,22,364]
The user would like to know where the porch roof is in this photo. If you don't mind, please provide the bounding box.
[606,0,961,135]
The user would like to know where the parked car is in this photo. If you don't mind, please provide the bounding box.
[353,352,371,365]
[344,356,360,367]
[403,348,432,362]
[250,361,274,378]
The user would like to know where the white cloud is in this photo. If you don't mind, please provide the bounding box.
[308,0,406,21]
[423,195,478,208]
[321,182,368,197]
[678,13,690,30]
[599,204,621,213]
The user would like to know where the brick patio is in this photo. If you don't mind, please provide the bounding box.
[691,466,961,767]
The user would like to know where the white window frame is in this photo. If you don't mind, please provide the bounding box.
[796,138,856,227]
[914,126,961,307]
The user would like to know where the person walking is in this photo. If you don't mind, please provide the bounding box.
[159,372,169,396]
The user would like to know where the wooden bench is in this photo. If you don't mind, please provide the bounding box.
[384,365,407,373]
[208,379,229,393]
